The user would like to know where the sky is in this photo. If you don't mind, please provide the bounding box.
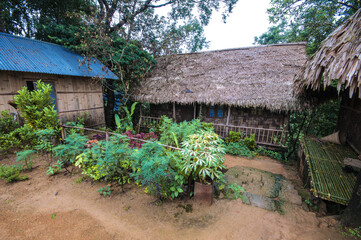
[203,0,271,51]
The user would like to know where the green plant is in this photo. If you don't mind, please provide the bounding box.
[343,227,361,239]
[34,129,58,161]
[0,164,28,182]
[14,80,59,130]
[0,110,19,134]
[181,131,226,184]
[54,133,89,164]
[225,142,257,158]
[244,134,257,150]
[225,131,243,144]
[16,149,36,170]
[256,147,284,161]
[223,183,246,201]
[47,160,63,176]
[97,186,111,197]
[115,102,138,133]
[131,142,185,199]
[158,116,208,148]
[75,135,133,191]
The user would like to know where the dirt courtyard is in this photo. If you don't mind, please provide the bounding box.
[0,154,349,240]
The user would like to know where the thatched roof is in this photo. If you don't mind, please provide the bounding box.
[133,43,307,111]
[294,9,361,99]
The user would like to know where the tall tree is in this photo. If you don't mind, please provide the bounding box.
[254,0,361,54]
[48,0,239,128]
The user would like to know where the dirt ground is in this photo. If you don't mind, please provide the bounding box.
[0,154,349,240]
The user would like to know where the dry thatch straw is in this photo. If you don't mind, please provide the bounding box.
[294,9,361,99]
[133,43,308,112]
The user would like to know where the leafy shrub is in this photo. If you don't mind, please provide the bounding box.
[75,135,133,190]
[115,102,138,133]
[16,149,36,170]
[257,147,283,161]
[47,160,63,176]
[158,116,211,147]
[181,131,226,183]
[0,124,38,154]
[123,131,158,148]
[0,110,19,134]
[14,80,59,130]
[0,164,28,182]
[223,183,246,201]
[343,227,361,239]
[131,142,185,199]
[225,131,243,144]
[244,134,257,150]
[54,133,89,164]
[98,186,111,197]
[225,142,256,158]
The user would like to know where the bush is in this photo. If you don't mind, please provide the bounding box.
[0,110,19,134]
[158,116,212,148]
[75,135,133,190]
[244,134,257,150]
[54,133,89,164]
[181,131,226,183]
[225,131,243,144]
[131,142,185,199]
[14,80,59,130]
[225,142,256,158]
[16,149,36,170]
[123,131,158,148]
[0,164,28,182]
[256,147,283,161]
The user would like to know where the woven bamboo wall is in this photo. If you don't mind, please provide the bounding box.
[149,103,288,129]
[338,92,361,153]
[0,71,104,126]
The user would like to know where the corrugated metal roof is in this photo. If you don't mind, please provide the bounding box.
[0,32,118,79]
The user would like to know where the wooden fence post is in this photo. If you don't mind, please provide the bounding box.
[106,129,109,142]
[60,122,66,141]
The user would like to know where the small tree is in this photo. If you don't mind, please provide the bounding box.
[14,80,59,130]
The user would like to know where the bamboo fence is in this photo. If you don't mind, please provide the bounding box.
[301,137,358,205]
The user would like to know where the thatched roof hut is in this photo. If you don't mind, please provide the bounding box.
[294,9,361,99]
[134,42,307,112]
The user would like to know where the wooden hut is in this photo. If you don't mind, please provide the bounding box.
[294,9,361,225]
[0,33,118,126]
[134,43,308,148]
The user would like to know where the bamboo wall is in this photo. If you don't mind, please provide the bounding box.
[0,71,105,126]
[149,103,288,130]
[338,92,361,153]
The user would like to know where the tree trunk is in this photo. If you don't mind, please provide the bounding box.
[104,80,115,129]
[342,171,361,227]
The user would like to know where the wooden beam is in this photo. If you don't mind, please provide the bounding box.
[344,158,361,169]
[172,102,176,122]
[225,105,231,136]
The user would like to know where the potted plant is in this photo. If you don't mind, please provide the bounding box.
[181,130,226,205]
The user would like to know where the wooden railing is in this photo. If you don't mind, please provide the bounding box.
[138,116,287,148]
[139,116,161,128]
[212,123,286,147]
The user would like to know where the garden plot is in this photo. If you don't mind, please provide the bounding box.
[224,166,302,213]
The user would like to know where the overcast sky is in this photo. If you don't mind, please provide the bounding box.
[203,0,271,51]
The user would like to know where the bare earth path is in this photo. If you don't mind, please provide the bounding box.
[0,154,348,240]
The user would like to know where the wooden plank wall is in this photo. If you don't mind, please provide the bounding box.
[0,71,105,126]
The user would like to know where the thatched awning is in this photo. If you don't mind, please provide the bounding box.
[133,43,308,112]
[294,9,361,99]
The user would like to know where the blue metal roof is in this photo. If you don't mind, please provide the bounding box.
[0,32,118,79]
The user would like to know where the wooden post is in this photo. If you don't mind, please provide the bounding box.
[106,129,109,142]
[173,102,176,122]
[137,105,143,133]
[193,103,196,119]
[60,122,66,141]
[225,106,231,137]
